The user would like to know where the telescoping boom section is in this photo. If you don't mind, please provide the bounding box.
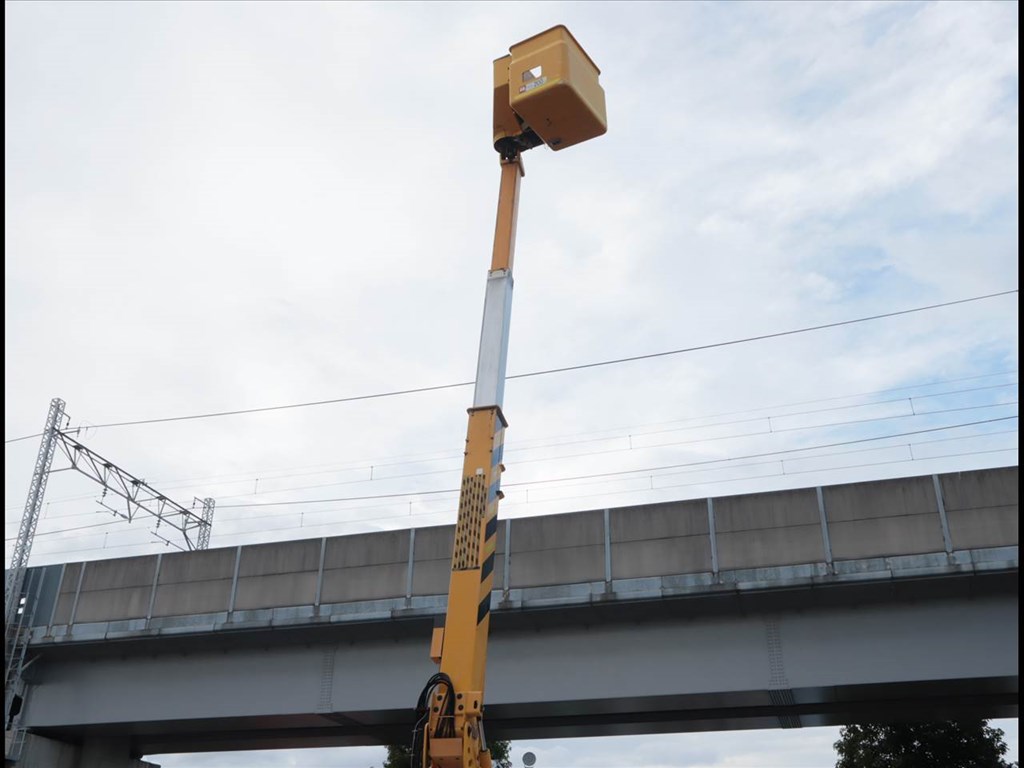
[411,26,607,768]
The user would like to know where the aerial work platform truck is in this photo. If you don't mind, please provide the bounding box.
[411,26,608,768]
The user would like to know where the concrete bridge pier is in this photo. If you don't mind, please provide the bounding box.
[80,736,153,768]
[6,732,158,768]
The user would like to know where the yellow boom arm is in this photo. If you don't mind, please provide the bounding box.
[412,27,605,768]
[414,152,521,768]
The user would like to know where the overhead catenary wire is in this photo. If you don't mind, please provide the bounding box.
[8,411,1015,536]
[168,399,1022,503]
[19,444,1017,561]
[8,427,1019,567]
[21,436,1017,545]
[10,373,1017,517]
[13,416,1017,551]
[118,429,1024,528]
[212,415,1017,509]
[3,520,135,544]
[510,446,1019,511]
[120,368,1023,483]
[5,288,1013,439]
[8,391,1015,536]
[508,372,1019,448]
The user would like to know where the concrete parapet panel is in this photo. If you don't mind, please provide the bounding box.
[714,488,819,532]
[492,520,507,591]
[152,578,233,617]
[73,586,151,623]
[497,519,508,556]
[612,536,711,579]
[940,467,1018,549]
[824,476,936,522]
[51,592,77,626]
[509,544,604,588]
[57,563,83,595]
[412,558,453,596]
[511,510,604,551]
[829,514,944,560]
[940,467,1017,510]
[508,511,604,587]
[609,499,707,542]
[238,539,321,578]
[50,563,84,624]
[24,565,63,627]
[411,526,453,597]
[158,548,236,585]
[324,529,406,569]
[412,525,455,562]
[947,508,1019,551]
[717,524,824,570]
[235,572,317,610]
[410,521,506,595]
[81,555,158,592]
[320,563,407,603]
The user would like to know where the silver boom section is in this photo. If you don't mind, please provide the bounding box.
[472,268,514,409]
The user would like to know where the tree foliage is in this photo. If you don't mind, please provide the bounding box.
[383,740,512,768]
[835,721,1013,768]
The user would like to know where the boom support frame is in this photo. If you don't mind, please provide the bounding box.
[415,154,524,768]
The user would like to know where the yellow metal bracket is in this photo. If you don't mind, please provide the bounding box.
[430,627,444,665]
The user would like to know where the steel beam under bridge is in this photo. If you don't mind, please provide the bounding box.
[19,571,1019,755]
[11,467,1020,755]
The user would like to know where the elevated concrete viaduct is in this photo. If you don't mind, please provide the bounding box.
[5,467,1018,765]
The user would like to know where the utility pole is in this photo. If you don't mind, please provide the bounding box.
[4,398,64,632]
[4,398,217,736]
[5,398,64,738]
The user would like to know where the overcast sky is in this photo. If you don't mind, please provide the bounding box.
[4,1,1018,766]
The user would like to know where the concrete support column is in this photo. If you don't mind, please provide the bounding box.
[226,546,242,621]
[78,735,149,768]
[502,518,512,598]
[45,563,66,637]
[314,537,327,611]
[68,563,87,629]
[932,474,954,555]
[145,554,162,628]
[816,487,834,572]
[11,732,79,768]
[603,508,612,592]
[405,528,416,605]
[706,499,719,578]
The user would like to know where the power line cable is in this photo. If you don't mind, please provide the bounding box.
[10,289,1009,435]
[30,433,1011,536]
[15,397,1017,528]
[12,426,1016,551]
[196,400,1020,504]
[525,447,1018,511]
[13,374,1016,516]
[19,445,1015,559]
[3,520,126,544]
[157,429,1024,527]
[502,416,1019,489]
[8,393,1015,544]
[505,370,1019,449]
[214,416,1016,509]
